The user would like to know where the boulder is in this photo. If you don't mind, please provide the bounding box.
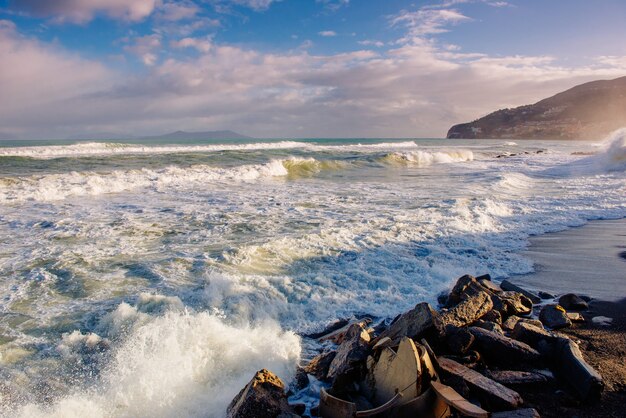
[539,304,572,329]
[498,291,533,316]
[500,280,541,304]
[440,290,493,328]
[445,325,475,355]
[291,367,309,392]
[473,320,504,335]
[553,337,604,402]
[481,309,502,324]
[374,302,441,346]
[479,279,502,293]
[502,316,543,331]
[227,369,292,418]
[538,291,555,300]
[491,408,540,418]
[510,322,557,356]
[304,350,336,381]
[327,323,370,381]
[485,370,549,389]
[438,357,523,411]
[468,327,542,367]
[558,293,589,311]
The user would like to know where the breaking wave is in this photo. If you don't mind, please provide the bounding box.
[381,149,474,166]
[11,296,300,418]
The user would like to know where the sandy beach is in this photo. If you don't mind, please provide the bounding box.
[508,218,626,417]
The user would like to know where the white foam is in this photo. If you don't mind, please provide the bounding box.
[383,149,474,166]
[0,141,420,159]
[16,303,301,418]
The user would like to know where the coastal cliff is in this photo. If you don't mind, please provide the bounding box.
[447,76,626,140]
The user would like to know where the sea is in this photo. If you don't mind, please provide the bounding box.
[0,131,624,417]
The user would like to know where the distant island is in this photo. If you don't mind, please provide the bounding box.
[447,76,626,140]
[139,130,252,141]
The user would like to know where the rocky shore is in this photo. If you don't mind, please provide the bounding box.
[226,274,625,418]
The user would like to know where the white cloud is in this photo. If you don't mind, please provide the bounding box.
[358,40,385,48]
[157,1,200,21]
[318,30,337,37]
[2,18,626,139]
[391,8,471,37]
[123,34,162,66]
[10,0,158,24]
[171,36,213,53]
[316,0,350,12]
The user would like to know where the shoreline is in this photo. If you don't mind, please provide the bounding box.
[509,217,626,301]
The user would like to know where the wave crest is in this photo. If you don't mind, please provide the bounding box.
[381,149,474,166]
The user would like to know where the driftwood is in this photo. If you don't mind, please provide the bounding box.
[431,381,489,418]
[554,337,604,401]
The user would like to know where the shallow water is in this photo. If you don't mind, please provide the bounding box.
[0,133,624,416]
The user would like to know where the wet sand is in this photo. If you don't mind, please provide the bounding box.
[509,218,626,301]
[509,218,626,417]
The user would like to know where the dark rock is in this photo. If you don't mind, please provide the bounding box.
[500,280,541,304]
[538,291,555,300]
[291,367,309,392]
[558,293,589,311]
[481,309,502,324]
[485,370,548,389]
[440,290,494,328]
[502,316,543,331]
[539,304,572,329]
[291,403,306,415]
[553,337,604,402]
[445,325,475,355]
[438,357,523,411]
[468,327,542,367]
[491,408,540,418]
[227,369,291,418]
[475,274,492,281]
[304,350,336,381]
[492,291,533,315]
[510,322,557,356]
[326,323,370,381]
[374,302,441,346]
[474,320,504,335]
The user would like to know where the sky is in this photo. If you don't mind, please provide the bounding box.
[1,0,626,139]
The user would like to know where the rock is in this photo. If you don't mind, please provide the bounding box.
[491,408,541,418]
[553,337,604,402]
[445,325,475,355]
[304,350,336,381]
[566,312,585,322]
[538,291,555,300]
[494,291,533,315]
[539,304,572,329]
[374,302,441,346]
[475,274,492,281]
[316,318,372,344]
[291,367,309,392]
[591,316,613,326]
[510,322,557,356]
[500,280,541,304]
[485,370,549,388]
[558,293,589,311]
[448,274,481,305]
[291,403,306,415]
[479,279,502,293]
[440,290,494,328]
[227,369,292,418]
[468,327,542,367]
[327,323,370,381]
[473,320,504,335]
[502,316,543,331]
[481,309,502,324]
[438,357,523,411]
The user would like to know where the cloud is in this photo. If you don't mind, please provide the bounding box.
[171,36,213,53]
[123,34,162,66]
[318,30,337,37]
[358,40,385,48]
[316,0,350,12]
[2,16,626,139]
[209,0,281,12]
[157,1,200,21]
[391,8,471,38]
[8,0,158,24]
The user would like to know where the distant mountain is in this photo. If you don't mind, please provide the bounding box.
[140,130,251,140]
[447,76,626,140]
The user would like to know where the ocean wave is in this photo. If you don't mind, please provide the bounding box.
[12,297,300,418]
[0,141,420,159]
[381,149,474,166]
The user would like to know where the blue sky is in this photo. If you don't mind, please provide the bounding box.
[1,0,625,139]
